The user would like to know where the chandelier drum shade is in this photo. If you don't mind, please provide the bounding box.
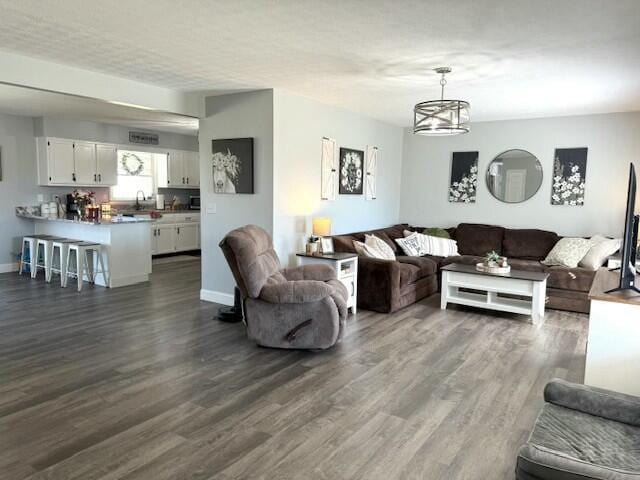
[413,67,470,136]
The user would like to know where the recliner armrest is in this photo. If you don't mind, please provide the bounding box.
[281,264,336,282]
[260,280,333,304]
[544,378,640,427]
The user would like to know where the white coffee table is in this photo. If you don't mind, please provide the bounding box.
[440,263,549,324]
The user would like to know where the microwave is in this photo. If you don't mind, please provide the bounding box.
[189,196,200,210]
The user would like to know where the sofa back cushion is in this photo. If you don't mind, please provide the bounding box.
[455,223,505,256]
[332,224,408,254]
[503,228,560,260]
[333,234,359,253]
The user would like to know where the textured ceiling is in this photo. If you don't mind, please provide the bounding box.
[0,0,639,125]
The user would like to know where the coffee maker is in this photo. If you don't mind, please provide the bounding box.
[66,194,80,216]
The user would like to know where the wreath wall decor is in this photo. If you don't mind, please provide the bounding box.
[121,153,144,176]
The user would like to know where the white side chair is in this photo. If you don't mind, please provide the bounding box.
[65,242,109,292]
[49,239,80,286]
[19,234,54,277]
[32,236,65,280]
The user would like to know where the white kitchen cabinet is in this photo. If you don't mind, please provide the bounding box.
[74,141,97,185]
[36,137,118,186]
[96,144,118,185]
[155,224,177,254]
[175,223,199,251]
[149,215,200,256]
[167,150,185,187]
[158,150,199,188]
[39,138,75,184]
[185,152,200,187]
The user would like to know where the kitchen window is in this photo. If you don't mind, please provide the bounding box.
[110,150,155,201]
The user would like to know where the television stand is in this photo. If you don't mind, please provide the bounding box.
[604,285,640,295]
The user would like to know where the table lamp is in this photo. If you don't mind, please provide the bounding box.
[311,217,331,255]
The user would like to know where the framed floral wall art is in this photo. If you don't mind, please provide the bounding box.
[212,138,254,194]
[339,147,364,195]
[551,147,587,206]
[449,151,478,203]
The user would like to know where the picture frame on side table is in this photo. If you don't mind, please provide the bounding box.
[320,237,334,255]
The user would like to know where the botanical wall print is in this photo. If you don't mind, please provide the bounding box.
[365,145,378,200]
[212,138,254,194]
[449,151,478,203]
[551,147,587,206]
[339,147,364,195]
[320,137,337,200]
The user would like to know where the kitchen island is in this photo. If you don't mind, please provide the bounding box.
[16,211,153,288]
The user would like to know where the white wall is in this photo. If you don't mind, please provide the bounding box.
[0,113,74,270]
[273,91,404,265]
[199,90,274,304]
[34,117,198,151]
[400,112,640,237]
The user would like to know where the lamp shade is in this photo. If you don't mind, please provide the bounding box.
[312,217,331,237]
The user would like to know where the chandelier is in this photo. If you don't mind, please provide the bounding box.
[413,67,470,136]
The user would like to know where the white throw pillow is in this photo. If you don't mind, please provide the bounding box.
[542,238,593,268]
[402,230,459,257]
[395,232,424,256]
[364,234,396,260]
[353,240,390,260]
[579,235,621,270]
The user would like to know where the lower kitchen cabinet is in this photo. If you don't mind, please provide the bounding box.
[150,222,200,255]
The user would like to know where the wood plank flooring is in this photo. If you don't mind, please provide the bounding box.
[0,259,588,479]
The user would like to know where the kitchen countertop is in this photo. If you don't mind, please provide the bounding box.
[115,209,200,215]
[16,211,154,225]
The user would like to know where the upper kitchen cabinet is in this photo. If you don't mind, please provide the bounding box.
[157,150,199,188]
[36,137,119,186]
[96,144,118,185]
[73,141,97,184]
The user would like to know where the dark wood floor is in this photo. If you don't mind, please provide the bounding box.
[0,260,588,480]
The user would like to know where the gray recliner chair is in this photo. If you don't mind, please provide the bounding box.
[219,224,348,350]
[517,378,640,480]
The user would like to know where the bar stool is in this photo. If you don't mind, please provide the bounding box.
[65,242,109,291]
[33,236,66,280]
[19,234,52,276]
[49,239,80,285]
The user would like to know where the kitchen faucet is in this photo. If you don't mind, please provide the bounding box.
[135,190,146,210]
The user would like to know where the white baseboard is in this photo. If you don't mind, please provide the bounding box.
[0,263,18,273]
[200,289,234,306]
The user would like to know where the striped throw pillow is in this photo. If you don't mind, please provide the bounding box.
[403,230,459,257]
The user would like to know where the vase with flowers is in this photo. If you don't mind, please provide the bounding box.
[71,189,95,218]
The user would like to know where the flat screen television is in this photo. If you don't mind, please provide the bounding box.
[606,163,639,294]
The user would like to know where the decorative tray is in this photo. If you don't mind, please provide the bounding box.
[476,263,511,274]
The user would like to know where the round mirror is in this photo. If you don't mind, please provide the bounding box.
[486,149,543,203]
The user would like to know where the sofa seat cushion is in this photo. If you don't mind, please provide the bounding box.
[397,256,438,276]
[518,402,640,479]
[545,266,596,292]
[503,228,560,260]
[439,255,483,268]
[455,223,505,256]
[506,258,546,273]
[396,256,437,287]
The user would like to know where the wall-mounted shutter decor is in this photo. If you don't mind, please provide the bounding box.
[365,145,378,200]
[321,137,337,200]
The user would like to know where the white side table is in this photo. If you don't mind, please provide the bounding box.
[296,252,358,314]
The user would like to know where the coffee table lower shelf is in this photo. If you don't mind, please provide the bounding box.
[440,265,548,324]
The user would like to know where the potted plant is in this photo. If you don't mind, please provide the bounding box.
[484,250,501,267]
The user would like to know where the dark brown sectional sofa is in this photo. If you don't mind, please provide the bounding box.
[332,223,597,314]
